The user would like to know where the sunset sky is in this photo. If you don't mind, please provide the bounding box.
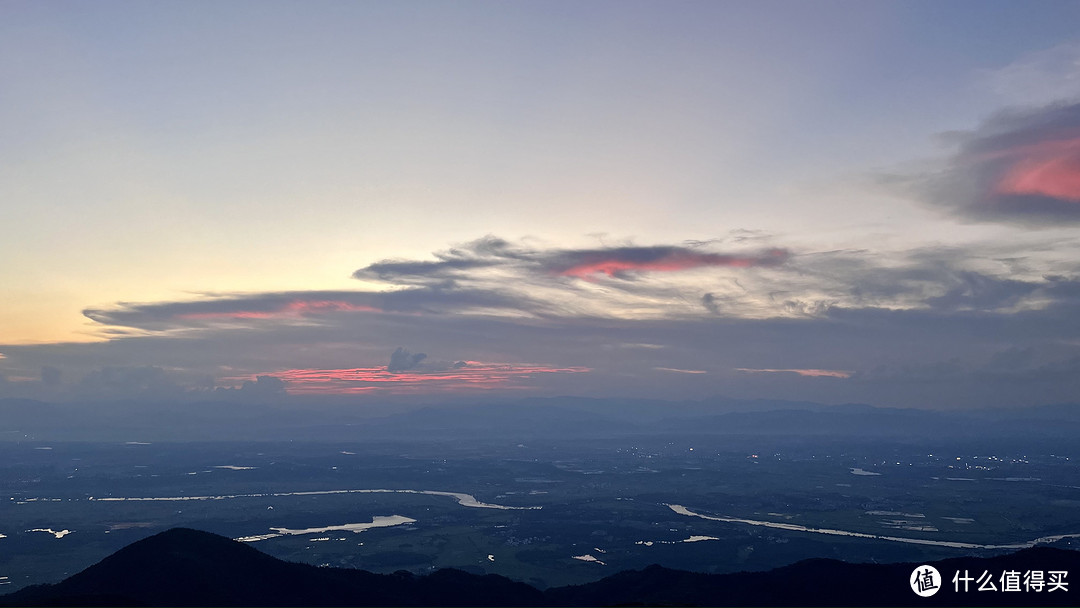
[3,1,1080,407]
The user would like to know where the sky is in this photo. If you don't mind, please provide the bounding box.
[3,1,1080,408]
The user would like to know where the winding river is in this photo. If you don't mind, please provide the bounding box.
[668,504,1080,550]
[88,488,540,510]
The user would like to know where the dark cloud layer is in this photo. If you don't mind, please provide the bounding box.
[387,347,427,373]
[351,236,518,285]
[5,291,1080,407]
[4,235,1080,408]
[353,237,791,284]
[83,287,539,330]
[701,293,721,314]
[541,246,789,279]
[908,101,1080,224]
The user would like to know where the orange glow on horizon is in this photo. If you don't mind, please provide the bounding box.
[227,362,591,395]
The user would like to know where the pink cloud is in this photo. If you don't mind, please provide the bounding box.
[555,248,789,279]
[915,103,1080,224]
[177,300,381,321]
[233,362,591,395]
[736,368,852,379]
[993,136,1080,202]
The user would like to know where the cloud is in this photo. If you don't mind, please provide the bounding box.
[344,237,798,324]
[177,299,381,320]
[6,283,1080,406]
[702,293,721,314]
[351,236,517,285]
[349,238,1078,331]
[204,346,591,397]
[736,368,852,379]
[82,287,539,332]
[979,42,1080,107]
[353,237,791,286]
[542,246,789,279]
[387,347,428,373]
[786,244,1080,315]
[355,258,501,285]
[6,233,1080,407]
[238,375,287,397]
[264,361,590,395]
[904,101,1080,224]
[922,270,1040,311]
[71,237,794,338]
[83,292,386,329]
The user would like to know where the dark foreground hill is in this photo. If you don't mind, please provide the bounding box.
[3,528,1078,607]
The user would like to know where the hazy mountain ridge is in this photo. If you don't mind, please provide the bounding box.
[3,528,1078,607]
[3,396,1079,442]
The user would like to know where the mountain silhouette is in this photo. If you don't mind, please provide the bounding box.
[3,528,1078,606]
[1,528,543,607]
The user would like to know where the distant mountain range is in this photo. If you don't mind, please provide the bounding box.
[3,395,1080,442]
[3,528,1077,606]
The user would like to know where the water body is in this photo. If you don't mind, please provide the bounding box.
[635,535,720,546]
[237,515,415,542]
[27,528,72,539]
[88,488,540,510]
[668,504,1080,550]
[234,533,280,542]
[272,515,416,536]
[866,510,924,518]
[879,520,938,532]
